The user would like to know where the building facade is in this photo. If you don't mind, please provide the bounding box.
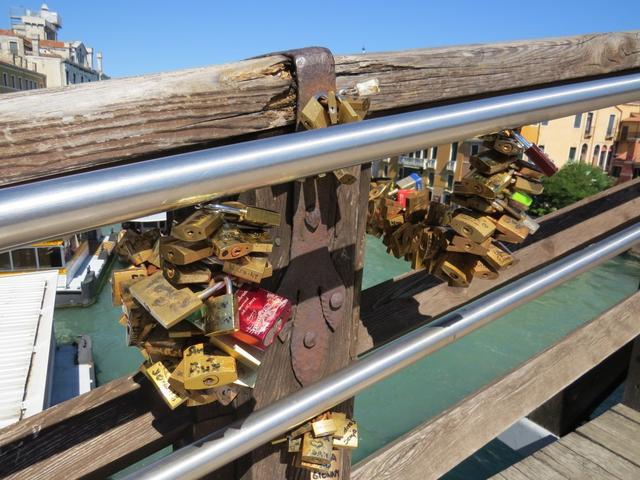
[520,103,640,171]
[610,112,640,183]
[3,4,107,88]
[0,29,46,92]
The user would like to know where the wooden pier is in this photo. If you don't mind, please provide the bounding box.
[492,404,640,479]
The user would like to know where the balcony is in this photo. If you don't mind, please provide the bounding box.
[399,154,426,169]
[426,158,437,170]
[446,160,457,172]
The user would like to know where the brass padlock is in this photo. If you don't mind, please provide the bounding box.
[492,215,529,244]
[167,321,202,338]
[140,361,188,410]
[424,202,453,226]
[439,253,476,287]
[208,334,264,370]
[222,255,272,283]
[160,238,213,265]
[301,432,333,465]
[288,436,302,453]
[450,213,496,243]
[212,225,253,260]
[405,190,431,221]
[471,258,499,280]
[183,343,238,390]
[452,194,501,214]
[462,170,513,199]
[147,240,162,269]
[493,136,522,156]
[332,418,358,449]
[129,272,225,328]
[206,202,281,227]
[337,96,362,123]
[301,96,330,130]
[516,163,545,181]
[141,330,185,358]
[172,210,224,242]
[203,276,239,336]
[513,176,544,195]
[312,416,338,437]
[333,167,359,185]
[164,262,212,285]
[126,306,155,346]
[111,267,147,306]
[326,91,339,125]
[444,233,491,256]
[469,150,515,175]
[482,242,515,270]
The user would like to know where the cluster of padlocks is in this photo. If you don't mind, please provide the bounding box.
[367,130,551,287]
[112,202,292,408]
[272,411,358,474]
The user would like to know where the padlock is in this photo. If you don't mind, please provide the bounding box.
[211,225,254,260]
[337,96,360,123]
[482,242,515,270]
[492,215,529,243]
[509,130,558,177]
[438,253,476,287]
[493,198,540,233]
[186,389,219,407]
[326,91,339,125]
[288,436,302,453]
[515,163,545,181]
[203,276,239,336]
[461,170,513,199]
[312,417,337,437]
[141,332,185,358]
[140,361,188,410]
[128,272,225,328]
[471,258,499,280]
[126,306,156,346]
[301,432,333,465]
[167,321,203,338]
[450,213,496,243]
[513,176,544,195]
[333,166,359,185]
[424,202,453,226]
[160,238,213,265]
[444,233,492,256]
[232,286,292,349]
[301,96,330,130]
[208,334,264,370]
[492,136,522,156]
[222,254,272,283]
[164,262,212,285]
[147,240,162,269]
[332,418,358,449]
[469,150,515,175]
[183,343,238,390]
[172,210,224,242]
[404,189,431,221]
[111,266,147,306]
[206,202,281,227]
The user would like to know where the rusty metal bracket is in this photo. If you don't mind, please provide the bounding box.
[270,47,348,386]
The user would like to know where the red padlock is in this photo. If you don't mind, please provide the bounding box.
[396,189,415,209]
[232,286,292,350]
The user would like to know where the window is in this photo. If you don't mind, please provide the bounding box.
[441,192,450,204]
[621,126,629,141]
[574,114,582,128]
[2,73,6,86]
[585,112,594,135]
[592,145,600,164]
[612,166,622,177]
[634,167,640,179]
[470,144,480,156]
[606,115,615,138]
[18,78,22,90]
[73,73,76,83]
[446,173,454,191]
[81,76,84,83]
[10,75,15,88]
[37,247,63,268]
[599,146,607,169]
[11,248,38,269]
[427,171,435,187]
[65,71,69,85]
[579,144,588,162]
[0,251,11,270]
[9,41,18,54]
[568,147,577,162]
[450,142,459,161]
[430,146,438,159]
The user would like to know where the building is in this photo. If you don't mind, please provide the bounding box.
[4,3,107,87]
[0,29,46,92]
[374,142,465,203]
[520,103,640,171]
[610,111,640,183]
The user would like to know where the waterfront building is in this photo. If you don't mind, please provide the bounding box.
[520,103,640,171]
[0,29,46,92]
[5,3,107,87]
[610,111,640,183]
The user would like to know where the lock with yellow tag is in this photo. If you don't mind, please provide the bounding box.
[450,212,496,243]
[171,210,224,242]
[160,239,213,265]
[128,272,225,329]
[203,276,239,336]
[183,343,238,389]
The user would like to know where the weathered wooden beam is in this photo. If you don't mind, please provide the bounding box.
[351,291,640,480]
[357,178,640,353]
[1,32,639,186]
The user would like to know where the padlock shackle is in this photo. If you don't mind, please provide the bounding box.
[198,280,225,300]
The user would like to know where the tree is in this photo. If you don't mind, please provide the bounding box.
[530,163,614,216]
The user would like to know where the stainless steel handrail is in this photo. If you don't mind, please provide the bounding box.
[126,222,640,480]
[1,73,640,250]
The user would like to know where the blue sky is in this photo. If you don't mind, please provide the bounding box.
[1,0,638,78]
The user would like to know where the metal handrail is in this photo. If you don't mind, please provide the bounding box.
[126,223,640,480]
[1,73,640,251]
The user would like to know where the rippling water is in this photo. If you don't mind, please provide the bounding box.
[53,236,640,478]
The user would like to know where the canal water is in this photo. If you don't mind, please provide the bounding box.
[53,235,640,477]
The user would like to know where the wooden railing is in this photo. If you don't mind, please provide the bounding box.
[0,31,639,480]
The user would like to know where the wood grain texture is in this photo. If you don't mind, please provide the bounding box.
[576,410,640,466]
[2,32,640,186]
[358,179,640,353]
[351,292,640,480]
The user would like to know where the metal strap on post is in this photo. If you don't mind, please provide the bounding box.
[126,223,640,480]
[1,73,640,251]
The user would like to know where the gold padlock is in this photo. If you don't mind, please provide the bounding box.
[288,436,302,453]
[203,276,239,335]
[332,419,358,449]
[164,262,212,285]
[492,215,529,244]
[160,239,213,265]
[222,255,272,283]
[461,170,513,199]
[469,150,515,175]
[405,189,431,220]
[450,213,496,243]
[333,166,359,185]
[471,258,499,280]
[210,202,281,227]
[515,163,545,181]
[301,97,329,130]
[424,202,453,226]
[312,417,338,437]
[337,96,361,123]
[301,432,333,465]
[111,267,147,306]
[172,210,223,242]
[483,242,515,270]
[444,234,492,256]
[513,176,544,195]
[208,335,263,370]
[439,253,476,287]
[212,225,253,260]
[493,137,522,156]
[183,343,238,390]
[141,361,188,410]
[451,194,500,214]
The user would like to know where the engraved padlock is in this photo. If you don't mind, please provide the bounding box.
[482,241,515,270]
[160,238,213,265]
[469,150,515,175]
[164,262,212,285]
[222,254,272,283]
[111,266,147,306]
[172,210,224,242]
[301,432,333,465]
[450,212,496,243]
[183,343,238,390]
[140,361,188,410]
[204,276,239,336]
[492,214,530,244]
[461,170,513,199]
[513,176,544,195]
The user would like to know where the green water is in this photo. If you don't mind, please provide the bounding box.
[53,236,640,477]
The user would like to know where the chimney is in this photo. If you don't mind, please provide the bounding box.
[32,38,39,55]
[96,52,103,74]
[87,47,93,69]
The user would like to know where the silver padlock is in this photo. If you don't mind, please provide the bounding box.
[204,276,239,336]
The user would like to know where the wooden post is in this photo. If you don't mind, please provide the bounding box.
[623,337,640,411]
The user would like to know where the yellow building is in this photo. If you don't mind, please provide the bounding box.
[0,29,46,93]
[375,142,464,203]
[521,103,640,171]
